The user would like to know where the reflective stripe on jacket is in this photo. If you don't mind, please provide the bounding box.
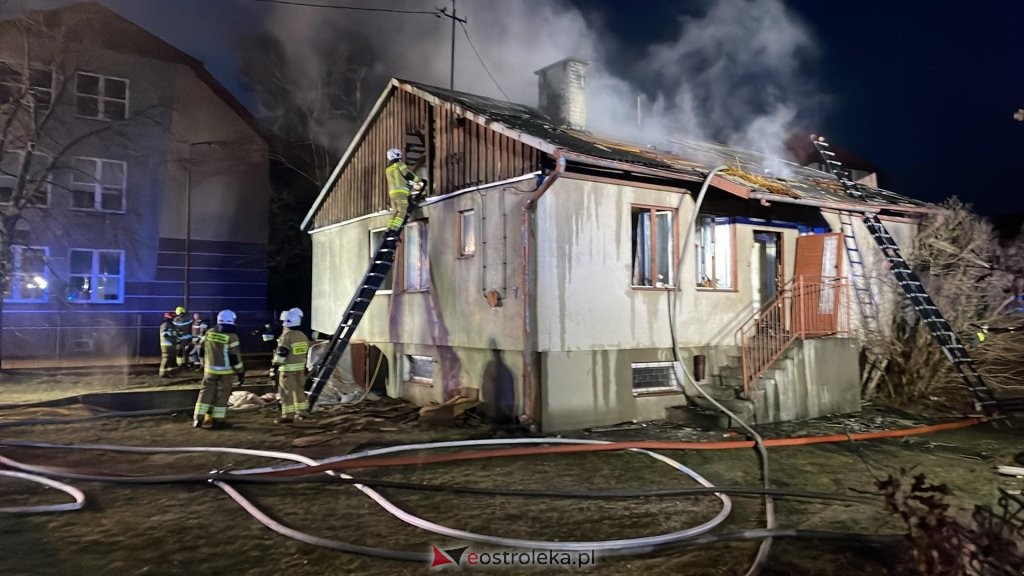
[385,160,421,194]
[203,329,243,375]
[273,328,310,373]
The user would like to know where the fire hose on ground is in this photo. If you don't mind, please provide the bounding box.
[0,417,984,562]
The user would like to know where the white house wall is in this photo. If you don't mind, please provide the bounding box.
[310,180,530,413]
[534,178,803,352]
[533,178,812,430]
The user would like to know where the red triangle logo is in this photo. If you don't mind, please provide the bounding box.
[431,545,455,568]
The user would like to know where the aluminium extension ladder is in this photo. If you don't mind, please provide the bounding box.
[809,135,1004,420]
[304,196,419,412]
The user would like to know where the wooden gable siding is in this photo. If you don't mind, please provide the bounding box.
[314,90,431,229]
[433,102,542,198]
[313,88,544,229]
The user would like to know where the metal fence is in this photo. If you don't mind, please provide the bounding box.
[0,310,276,368]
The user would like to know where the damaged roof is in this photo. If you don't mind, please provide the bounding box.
[401,79,931,214]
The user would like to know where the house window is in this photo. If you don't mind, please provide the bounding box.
[458,209,476,257]
[3,246,48,302]
[403,221,429,291]
[405,354,434,383]
[0,62,53,109]
[75,72,128,120]
[68,249,124,303]
[696,215,734,289]
[71,157,126,212]
[369,228,394,293]
[631,361,683,394]
[631,206,675,287]
[0,152,51,206]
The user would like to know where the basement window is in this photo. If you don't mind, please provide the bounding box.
[631,205,675,288]
[631,361,683,395]
[405,354,434,384]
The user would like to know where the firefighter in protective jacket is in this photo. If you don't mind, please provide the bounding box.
[193,309,244,429]
[385,148,424,232]
[159,312,177,377]
[172,306,192,368]
[272,307,310,423]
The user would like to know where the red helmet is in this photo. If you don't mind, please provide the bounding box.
[164,312,175,320]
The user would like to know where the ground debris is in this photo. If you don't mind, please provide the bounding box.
[306,396,422,433]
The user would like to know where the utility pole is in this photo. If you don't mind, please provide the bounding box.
[435,1,466,91]
[450,0,455,90]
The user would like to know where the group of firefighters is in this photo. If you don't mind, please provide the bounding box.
[159,306,311,430]
[164,147,423,430]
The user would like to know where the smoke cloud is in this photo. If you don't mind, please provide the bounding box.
[4,0,822,172]
[254,0,821,173]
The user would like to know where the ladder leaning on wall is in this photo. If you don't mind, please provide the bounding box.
[837,210,887,397]
[809,135,1005,421]
[304,195,421,412]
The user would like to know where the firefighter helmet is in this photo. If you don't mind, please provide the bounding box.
[280,307,303,328]
[175,306,186,315]
[216,309,237,325]
[386,148,402,162]
[164,311,174,320]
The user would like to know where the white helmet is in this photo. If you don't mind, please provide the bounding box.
[386,148,402,162]
[216,309,236,325]
[280,307,302,328]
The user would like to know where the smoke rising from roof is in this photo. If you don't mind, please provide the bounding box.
[254,0,820,174]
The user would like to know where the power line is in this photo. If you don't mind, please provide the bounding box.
[249,0,438,15]
[459,21,509,101]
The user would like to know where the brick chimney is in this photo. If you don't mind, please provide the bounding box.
[535,58,588,131]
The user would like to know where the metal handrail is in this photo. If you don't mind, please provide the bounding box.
[737,276,850,397]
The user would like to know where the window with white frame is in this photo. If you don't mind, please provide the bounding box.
[458,209,476,257]
[3,246,48,302]
[0,62,53,109]
[631,361,683,394]
[71,157,125,212]
[68,249,124,303]
[0,151,51,206]
[403,221,429,291]
[75,72,128,120]
[405,354,434,383]
[369,228,394,293]
[631,206,675,287]
[696,215,734,289]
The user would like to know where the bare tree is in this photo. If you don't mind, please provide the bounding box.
[238,30,377,186]
[879,198,1024,403]
[237,30,378,313]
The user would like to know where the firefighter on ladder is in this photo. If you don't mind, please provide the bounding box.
[385,148,424,234]
[272,307,310,423]
[193,309,244,429]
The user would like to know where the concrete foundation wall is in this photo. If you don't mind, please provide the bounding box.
[752,338,861,423]
[540,347,713,431]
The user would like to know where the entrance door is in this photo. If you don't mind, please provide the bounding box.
[754,232,782,304]
[752,232,784,340]
[793,233,843,334]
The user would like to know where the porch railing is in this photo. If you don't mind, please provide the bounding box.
[737,276,851,397]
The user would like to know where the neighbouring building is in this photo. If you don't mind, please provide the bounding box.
[301,58,933,431]
[0,2,271,362]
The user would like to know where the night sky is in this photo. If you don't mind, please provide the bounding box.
[24,0,1024,218]
[571,0,1024,218]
